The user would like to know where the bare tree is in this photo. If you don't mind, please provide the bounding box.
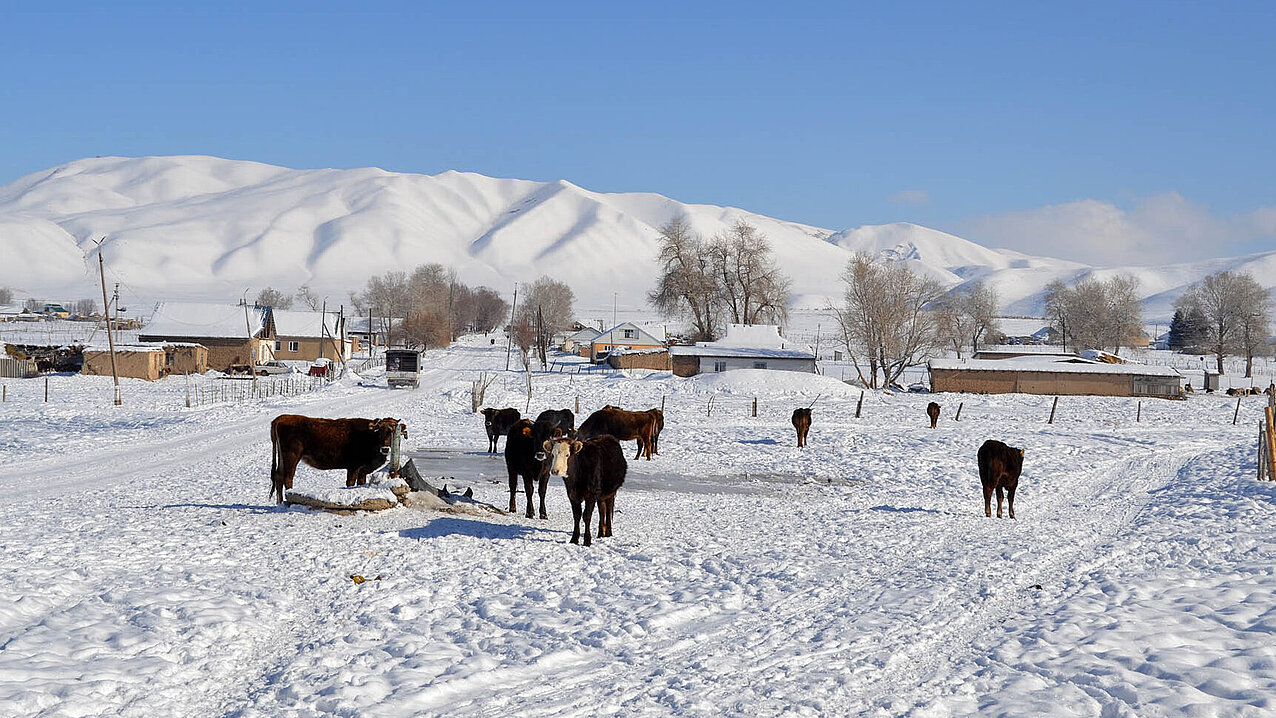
[402,309,451,350]
[836,253,944,388]
[648,215,721,341]
[708,220,791,327]
[469,287,509,334]
[71,298,99,316]
[295,285,321,311]
[1178,271,1271,375]
[350,271,410,345]
[515,276,575,366]
[0,287,14,305]
[1044,275,1143,355]
[255,287,293,309]
[934,281,1000,358]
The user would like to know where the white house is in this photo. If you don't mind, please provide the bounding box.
[669,324,816,377]
[590,322,666,362]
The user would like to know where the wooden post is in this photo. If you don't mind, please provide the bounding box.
[661,395,666,412]
[575,395,580,414]
[1137,401,1142,423]
[1048,396,1058,424]
[707,395,715,417]
[45,376,49,403]
[855,390,864,419]
[954,402,963,421]
[2,385,5,402]
[1234,396,1243,425]
[1260,421,1268,481]
[752,397,757,417]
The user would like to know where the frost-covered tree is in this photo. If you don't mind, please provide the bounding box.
[648,215,720,342]
[836,252,944,388]
[255,287,293,309]
[1178,270,1271,375]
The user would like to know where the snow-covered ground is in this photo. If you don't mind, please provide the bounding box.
[2,334,1275,716]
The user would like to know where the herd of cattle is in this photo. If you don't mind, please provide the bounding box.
[267,400,1027,547]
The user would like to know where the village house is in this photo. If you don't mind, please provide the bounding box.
[590,322,666,362]
[928,356,1182,398]
[669,324,816,377]
[139,302,275,372]
[563,326,601,356]
[270,309,352,363]
[81,342,209,381]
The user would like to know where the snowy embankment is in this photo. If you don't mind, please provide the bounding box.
[1,334,1275,716]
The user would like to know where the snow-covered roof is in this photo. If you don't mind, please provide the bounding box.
[929,357,1181,377]
[567,327,601,342]
[142,302,270,339]
[974,345,1077,358]
[713,324,789,349]
[670,345,815,360]
[272,309,339,339]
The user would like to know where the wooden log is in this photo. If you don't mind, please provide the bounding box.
[284,492,398,512]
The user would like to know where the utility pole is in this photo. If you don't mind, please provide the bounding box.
[242,290,258,392]
[95,239,121,406]
[319,299,327,360]
[505,283,518,371]
[612,292,617,330]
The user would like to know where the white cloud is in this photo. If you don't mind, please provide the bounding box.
[955,193,1276,266]
[890,189,930,206]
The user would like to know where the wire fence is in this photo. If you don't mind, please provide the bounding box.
[184,374,332,407]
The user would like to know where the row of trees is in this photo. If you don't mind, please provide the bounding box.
[1042,275,1143,356]
[345,265,511,349]
[1171,271,1272,376]
[648,216,791,341]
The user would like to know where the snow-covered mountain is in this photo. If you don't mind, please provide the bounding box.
[1,155,1274,321]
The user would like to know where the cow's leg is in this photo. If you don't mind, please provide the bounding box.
[507,467,519,513]
[633,439,644,461]
[601,496,614,537]
[523,473,534,519]
[1007,486,1016,519]
[569,499,582,544]
[537,474,549,519]
[995,485,1005,518]
[582,498,596,547]
[346,468,358,488]
[983,483,993,518]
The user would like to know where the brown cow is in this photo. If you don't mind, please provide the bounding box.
[578,407,657,460]
[978,439,1024,519]
[481,407,521,453]
[791,408,811,447]
[543,435,627,546]
[927,402,941,429]
[269,415,405,503]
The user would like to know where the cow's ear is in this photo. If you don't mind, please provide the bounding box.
[542,440,554,452]
[571,441,583,454]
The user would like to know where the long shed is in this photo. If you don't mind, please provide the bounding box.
[928,357,1182,398]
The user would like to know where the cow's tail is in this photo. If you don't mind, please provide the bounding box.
[269,420,281,503]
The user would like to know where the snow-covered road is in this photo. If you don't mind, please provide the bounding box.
[2,336,1275,716]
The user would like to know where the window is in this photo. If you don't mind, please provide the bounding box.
[714,361,727,372]
[274,340,281,351]
[753,361,768,369]
[288,341,299,353]
[623,329,636,339]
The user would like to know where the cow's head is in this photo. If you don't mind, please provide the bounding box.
[481,407,495,427]
[543,438,582,479]
[369,418,403,454]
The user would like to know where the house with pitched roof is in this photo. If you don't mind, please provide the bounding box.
[271,309,351,363]
[669,324,816,377]
[589,322,666,362]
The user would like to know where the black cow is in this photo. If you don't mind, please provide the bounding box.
[482,407,521,453]
[978,439,1024,519]
[503,418,570,519]
[534,408,575,437]
[791,408,811,447]
[543,435,627,546]
[269,415,405,503]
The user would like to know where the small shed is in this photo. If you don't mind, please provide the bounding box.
[82,345,165,380]
[563,327,602,356]
[928,357,1182,398]
[606,347,673,371]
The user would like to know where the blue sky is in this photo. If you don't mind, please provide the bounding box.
[3,1,1274,265]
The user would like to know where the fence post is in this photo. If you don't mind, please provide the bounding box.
[855,390,864,419]
[1137,401,1142,423]
[1048,396,1058,424]
[2,385,5,402]
[45,377,49,403]
[575,395,580,414]
[1234,396,1242,425]
[752,397,757,417]
[954,401,963,421]
[661,395,666,413]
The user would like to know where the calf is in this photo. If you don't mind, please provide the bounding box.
[791,408,811,447]
[978,439,1024,519]
[578,407,657,460]
[543,435,627,546]
[269,415,404,503]
[927,402,941,429]
[481,407,521,453]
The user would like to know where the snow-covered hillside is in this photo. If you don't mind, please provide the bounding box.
[3,155,1276,320]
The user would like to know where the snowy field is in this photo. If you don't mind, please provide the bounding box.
[3,334,1276,716]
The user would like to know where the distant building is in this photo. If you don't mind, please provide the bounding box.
[271,309,351,363]
[669,324,816,377]
[973,345,1080,361]
[928,356,1182,398]
[590,322,666,362]
[140,302,275,372]
[563,326,602,356]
